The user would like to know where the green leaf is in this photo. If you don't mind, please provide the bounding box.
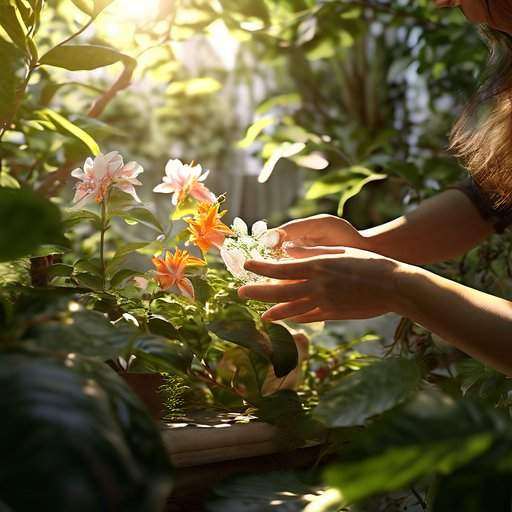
[147,316,182,341]
[0,1,29,53]
[305,166,387,216]
[0,347,173,509]
[70,0,94,15]
[62,209,102,230]
[93,0,115,15]
[35,109,100,155]
[112,207,164,233]
[314,357,423,427]
[0,188,63,262]
[129,336,194,375]
[47,263,74,279]
[109,268,142,288]
[40,45,134,71]
[75,272,103,290]
[208,317,298,378]
[263,323,299,378]
[238,116,276,149]
[0,39,24,123]
[0,171,20,188]
[325,434,493,504]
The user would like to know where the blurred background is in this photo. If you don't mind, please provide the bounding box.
[4,0,486,225]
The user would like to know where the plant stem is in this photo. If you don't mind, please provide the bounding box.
[100,199,107,289]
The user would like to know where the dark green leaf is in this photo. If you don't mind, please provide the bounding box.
[110,268,142,288]
[209,318,298,379]
[0,347,173,510]
[130,335,194,375]
[263,322,298,378]
[0,188,63,262]
[314,357,423,427]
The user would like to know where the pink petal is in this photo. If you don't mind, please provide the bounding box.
[115,183,141,202]
[153,182,177,194]
[190,182,215,203]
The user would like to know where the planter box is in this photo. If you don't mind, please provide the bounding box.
[161,412,323,511]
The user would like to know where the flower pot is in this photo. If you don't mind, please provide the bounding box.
[121,372,165,420]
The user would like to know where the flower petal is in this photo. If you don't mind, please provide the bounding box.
[252,220,268,237]
[177,277,195,300]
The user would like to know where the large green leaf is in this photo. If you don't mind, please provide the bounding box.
[0,347,173,510]
[314,357,423,427]
[305,166,387,216]
[35,108,100,155]
[324,389,512,504]
[40,44,135,71]
[0,188,63,262]
[208,317,298,378]
[326,434,493,504]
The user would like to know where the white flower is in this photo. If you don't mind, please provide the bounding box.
[231,218,280,248]
[221,217,282,282]
[71,151,143,206]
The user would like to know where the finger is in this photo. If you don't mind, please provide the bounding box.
[261,299,316,321]
[285,245,346,258]
[278,216,339,245]
[288,308,330,324]
[244,259,313,280]
[238,280,311,303]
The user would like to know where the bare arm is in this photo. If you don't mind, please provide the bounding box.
[280,189,494,266]
[361,189,494,264]
[396,264,512,375]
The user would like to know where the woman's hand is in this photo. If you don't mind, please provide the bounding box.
[276,214,371,253]
[238,247,404,323]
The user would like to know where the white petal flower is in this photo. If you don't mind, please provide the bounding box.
[251,220,268,237]
[220,245,247,280]
[232,217,248,236]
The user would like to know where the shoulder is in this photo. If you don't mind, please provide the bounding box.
[453,177,512,233]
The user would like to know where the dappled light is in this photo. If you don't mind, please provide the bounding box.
[1,0,512,510]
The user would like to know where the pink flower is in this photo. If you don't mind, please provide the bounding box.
[153,159,215,206]
[71,151,143,206]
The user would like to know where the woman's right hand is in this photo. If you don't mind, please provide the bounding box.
[276,214,371,255]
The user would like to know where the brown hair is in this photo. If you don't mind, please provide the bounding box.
[450,27,512,206]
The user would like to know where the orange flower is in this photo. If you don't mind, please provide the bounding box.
[187,202,233,253]
[152,249,206,299]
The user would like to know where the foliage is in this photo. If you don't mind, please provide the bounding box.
[1,0,512,510]
[0,346,173,511]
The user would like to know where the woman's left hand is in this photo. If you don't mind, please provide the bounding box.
[238,246,404,323]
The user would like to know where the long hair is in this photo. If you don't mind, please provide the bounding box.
[450,27,512,206]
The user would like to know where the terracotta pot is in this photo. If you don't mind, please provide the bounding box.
[121,373,165,420]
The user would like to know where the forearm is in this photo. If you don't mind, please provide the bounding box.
[394,264,512,375]
[360,190,494,265]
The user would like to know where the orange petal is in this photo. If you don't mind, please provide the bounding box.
[177,277,195,299]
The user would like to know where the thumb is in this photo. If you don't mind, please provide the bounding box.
[284,244,346,258]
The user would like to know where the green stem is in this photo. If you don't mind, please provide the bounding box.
[100,199,107,289]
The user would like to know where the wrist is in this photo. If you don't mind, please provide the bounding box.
[390,262,427,317]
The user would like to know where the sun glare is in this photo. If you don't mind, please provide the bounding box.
[107,0,161,22]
